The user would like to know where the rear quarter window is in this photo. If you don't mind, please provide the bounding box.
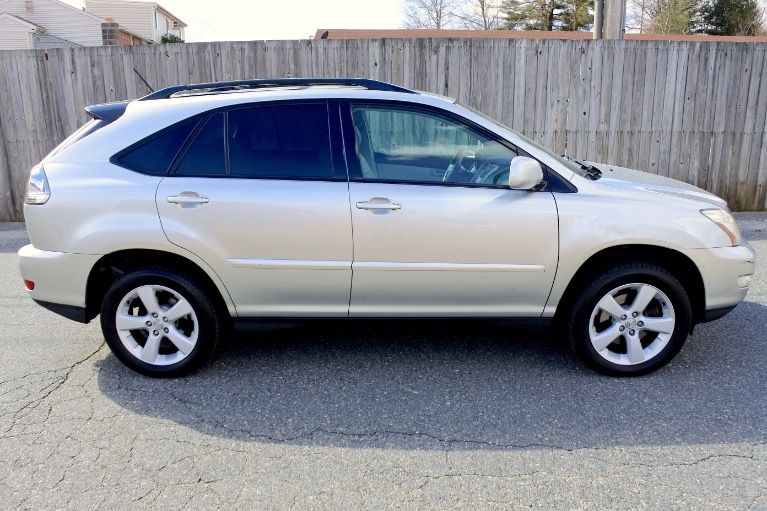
[112,119,199,176]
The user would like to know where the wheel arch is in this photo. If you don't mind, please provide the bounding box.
[553,244,705,329]
[85,249,235,322]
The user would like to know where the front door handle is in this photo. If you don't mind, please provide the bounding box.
[168,193,210,206]
[356,198,402,211]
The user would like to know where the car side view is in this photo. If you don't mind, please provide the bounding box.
[18,78,756,377]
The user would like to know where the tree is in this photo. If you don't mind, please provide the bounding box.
[558,0,593,30]
[502,0,592,31]
[626,0,698,33]
[698,0,764,35]
[650,0,697,32]
[455,0,505,29]
[402,0,462,28]
[503,0,557,30]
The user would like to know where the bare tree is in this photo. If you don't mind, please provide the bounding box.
[455,0,505,29]
[402,0,463,28]
[626,0,698,33]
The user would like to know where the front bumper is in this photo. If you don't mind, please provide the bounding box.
[682,241,756,322]
[18,244,100,323]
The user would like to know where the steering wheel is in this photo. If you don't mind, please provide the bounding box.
[443,147,466,183]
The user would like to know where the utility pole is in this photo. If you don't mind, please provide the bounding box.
[602,0,627,39]
[593,0,604,39]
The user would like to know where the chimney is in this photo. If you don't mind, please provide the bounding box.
[101,20,120,46]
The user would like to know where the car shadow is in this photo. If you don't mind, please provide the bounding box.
[97,300,767,451]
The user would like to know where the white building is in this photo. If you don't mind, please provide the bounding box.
[0,0,154,50]
[85,0,187,43]
[0,0,105,48]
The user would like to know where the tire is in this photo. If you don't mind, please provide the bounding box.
[100,268,222,377]
[565,262,692,376]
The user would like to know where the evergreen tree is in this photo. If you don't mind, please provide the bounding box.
[559,0,594,30]
[502,0,592,31]
[698,0,764,35]
[503,0,556,30]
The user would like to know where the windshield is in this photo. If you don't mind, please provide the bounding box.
[47,119,108,158]
[457,102,589,177]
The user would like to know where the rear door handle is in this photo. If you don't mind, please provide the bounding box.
[356,199,401,211]
[168,193,209,205]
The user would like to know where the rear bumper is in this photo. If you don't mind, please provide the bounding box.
[18,244,100,322]
[682,242,756,322]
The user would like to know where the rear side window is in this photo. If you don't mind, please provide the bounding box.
[175,113,227,176]
[227,104,332,179]
[114,120,197,175]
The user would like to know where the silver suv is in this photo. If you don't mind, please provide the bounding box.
[19,78,755,377]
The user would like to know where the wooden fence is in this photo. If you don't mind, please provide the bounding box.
[1,38,766,221]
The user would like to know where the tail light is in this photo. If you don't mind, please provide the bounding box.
[25,164,50,205]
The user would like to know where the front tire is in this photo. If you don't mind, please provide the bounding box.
[566,262,692,376]
[100,268,221,377]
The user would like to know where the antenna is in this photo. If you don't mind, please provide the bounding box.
[132,68,155,93]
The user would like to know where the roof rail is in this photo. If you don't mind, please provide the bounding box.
[138,78,416,101]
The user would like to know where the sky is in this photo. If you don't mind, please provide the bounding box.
[64,0,406,41]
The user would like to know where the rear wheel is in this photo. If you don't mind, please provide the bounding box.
[566,263,691,376]
[100,268,221,377]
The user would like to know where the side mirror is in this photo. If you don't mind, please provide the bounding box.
[508,156,544,190]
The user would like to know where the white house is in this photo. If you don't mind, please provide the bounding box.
[85,0,186,42]
[0,12,43,49]
[0,0,104,48]
[0,0,152,49]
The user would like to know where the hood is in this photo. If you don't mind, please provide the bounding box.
[588,163,728,209]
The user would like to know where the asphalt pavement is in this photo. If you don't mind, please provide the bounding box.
[1,215,765,510]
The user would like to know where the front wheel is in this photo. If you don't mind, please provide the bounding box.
[100,268,222,377]
[566,263,692,376]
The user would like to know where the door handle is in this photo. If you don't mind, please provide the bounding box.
[168,193,209,205]
[356,199,401,211]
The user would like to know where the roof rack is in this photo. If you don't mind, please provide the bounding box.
[138,78,416,101]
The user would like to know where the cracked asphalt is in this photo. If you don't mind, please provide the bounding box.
[1,215,766,510]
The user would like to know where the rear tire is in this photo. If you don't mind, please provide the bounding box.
[100,268,221,377]
[566,262,691,376]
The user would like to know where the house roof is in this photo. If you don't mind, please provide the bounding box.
[0,0,108,23]
[0,12,41,29]
[0,12,45,31]
[116,23,154,44]
[314,28,767,43]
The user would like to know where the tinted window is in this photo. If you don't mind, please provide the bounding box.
[115,121,195,175]
[51,119,108,158]
[351,105,517,186]
[175,113,226,176]
[228,104,332,179]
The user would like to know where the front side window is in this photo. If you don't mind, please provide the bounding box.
[351,105,517,186]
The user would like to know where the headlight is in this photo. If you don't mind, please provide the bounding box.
[701,208,741,246]
[25,164,50,205]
